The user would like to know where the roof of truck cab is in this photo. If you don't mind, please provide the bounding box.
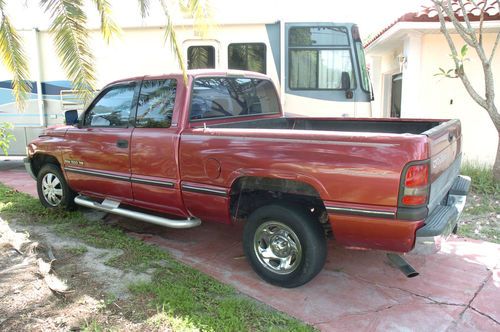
[104,70,270,87]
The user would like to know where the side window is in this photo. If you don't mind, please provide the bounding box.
[135,79,177,128]
[190,77,280,121]
[290,49,353,89]
[188,46,215,69]
[84,85,135,127]
[228,43,266,74]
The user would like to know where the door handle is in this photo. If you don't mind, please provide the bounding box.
[116,139,128,148]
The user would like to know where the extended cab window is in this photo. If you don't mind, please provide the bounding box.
[190,77,280,121]
[288,26,355,90]
[84,84,135,127]
[136,79,177,128]
[188,46,215,69]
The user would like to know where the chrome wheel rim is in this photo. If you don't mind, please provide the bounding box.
[41,173,63,206]
[254,221,302,275]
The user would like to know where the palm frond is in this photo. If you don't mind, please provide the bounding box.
[41,0,96,102]
[159,0,187,83]
[137,0,151,18]
[91,0,121,43]
[180,0,213,37]
[188,45,209,69]
[0,2,31,111]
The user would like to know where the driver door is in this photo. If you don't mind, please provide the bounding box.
[63,81,138,201]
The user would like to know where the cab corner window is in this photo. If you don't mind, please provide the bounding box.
[228,43,266,74]
[190,77,279,121]
[188,46,215,69]
[84,85,135,127]
[136,79,177,128]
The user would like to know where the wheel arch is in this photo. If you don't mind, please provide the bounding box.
[31,153,62,178]
[228,176,330,233]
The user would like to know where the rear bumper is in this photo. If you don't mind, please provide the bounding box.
[23,157,36,180]
[411,175,471,254]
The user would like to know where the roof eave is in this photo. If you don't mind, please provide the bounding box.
[365,20,500,55]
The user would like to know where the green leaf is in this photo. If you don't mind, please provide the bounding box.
[159,0,187,84]
[41,0,96,103]
[0,122,15,156]
[91,0,121,43]
[180,0,213,38]
[461,44,468,58]
[0,4,31,112]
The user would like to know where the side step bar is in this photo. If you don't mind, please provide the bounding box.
[74,196,201,229]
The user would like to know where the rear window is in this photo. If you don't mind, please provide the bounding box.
[190,77,280,121]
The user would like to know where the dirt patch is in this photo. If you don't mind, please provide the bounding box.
[0,218,154,331]
[459,194,500,244]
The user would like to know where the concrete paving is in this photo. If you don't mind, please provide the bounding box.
[1,159,499,331]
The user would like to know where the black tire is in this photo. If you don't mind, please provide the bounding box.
[36,164,76,210]
[243,203,327,288]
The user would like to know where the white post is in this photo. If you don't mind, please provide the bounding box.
[368,55,382,117]
[31,28,45,127]
[279,19,285,106]
[401,32,422,118]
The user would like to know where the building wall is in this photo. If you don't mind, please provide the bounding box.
[369,31,499,165]
[419,33,498,165]
[0,24,278,155]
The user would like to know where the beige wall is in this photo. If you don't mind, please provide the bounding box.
[419,33,499,165]
[369,31,499,165]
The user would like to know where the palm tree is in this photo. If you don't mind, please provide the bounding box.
[0,0,210,110]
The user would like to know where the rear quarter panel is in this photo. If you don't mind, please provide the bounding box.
[179,127,429,226]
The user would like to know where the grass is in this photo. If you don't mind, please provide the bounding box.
[458,162,500,243]
[0,184,314,331]
[66,245,88,256]
[461,162,500,195]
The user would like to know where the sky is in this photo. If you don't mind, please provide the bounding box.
[8,0,426,38]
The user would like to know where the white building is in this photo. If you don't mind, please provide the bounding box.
[366,2,500,165]
[0,0,379,155]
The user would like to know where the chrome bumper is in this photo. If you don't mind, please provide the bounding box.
[411,175,471,254]
[23,157,36,180]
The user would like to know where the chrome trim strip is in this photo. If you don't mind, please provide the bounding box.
[326,206,395,219]
[181,184,227,197]
[131,177,175,188]
[64,167,130,181]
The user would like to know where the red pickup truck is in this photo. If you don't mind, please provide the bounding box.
[24,70,470,287]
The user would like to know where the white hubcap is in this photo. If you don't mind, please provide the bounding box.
[41,173,63,206]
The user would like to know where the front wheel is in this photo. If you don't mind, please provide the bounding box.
[243,203,327,288]
[37,164,76,210]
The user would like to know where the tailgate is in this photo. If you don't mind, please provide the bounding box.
[423,119,462,215]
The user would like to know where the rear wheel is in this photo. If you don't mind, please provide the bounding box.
[37,164,76,210]
[243,203,326,288]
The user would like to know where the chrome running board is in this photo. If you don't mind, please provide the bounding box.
[74,196,201,229]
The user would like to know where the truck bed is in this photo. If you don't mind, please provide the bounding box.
[209,117,443,135]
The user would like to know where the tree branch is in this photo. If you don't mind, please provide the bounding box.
[434,2,488,109]
[456,0,475,37]
[435,0,476,47]
[490,32,500,64]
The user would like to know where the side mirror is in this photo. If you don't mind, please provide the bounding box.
[64,110,79,125]
[341,72,353,99]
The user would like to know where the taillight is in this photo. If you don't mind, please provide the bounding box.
[400,162,429,207]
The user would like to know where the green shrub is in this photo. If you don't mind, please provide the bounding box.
[461,162,499,195]
[0,122,15,156]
